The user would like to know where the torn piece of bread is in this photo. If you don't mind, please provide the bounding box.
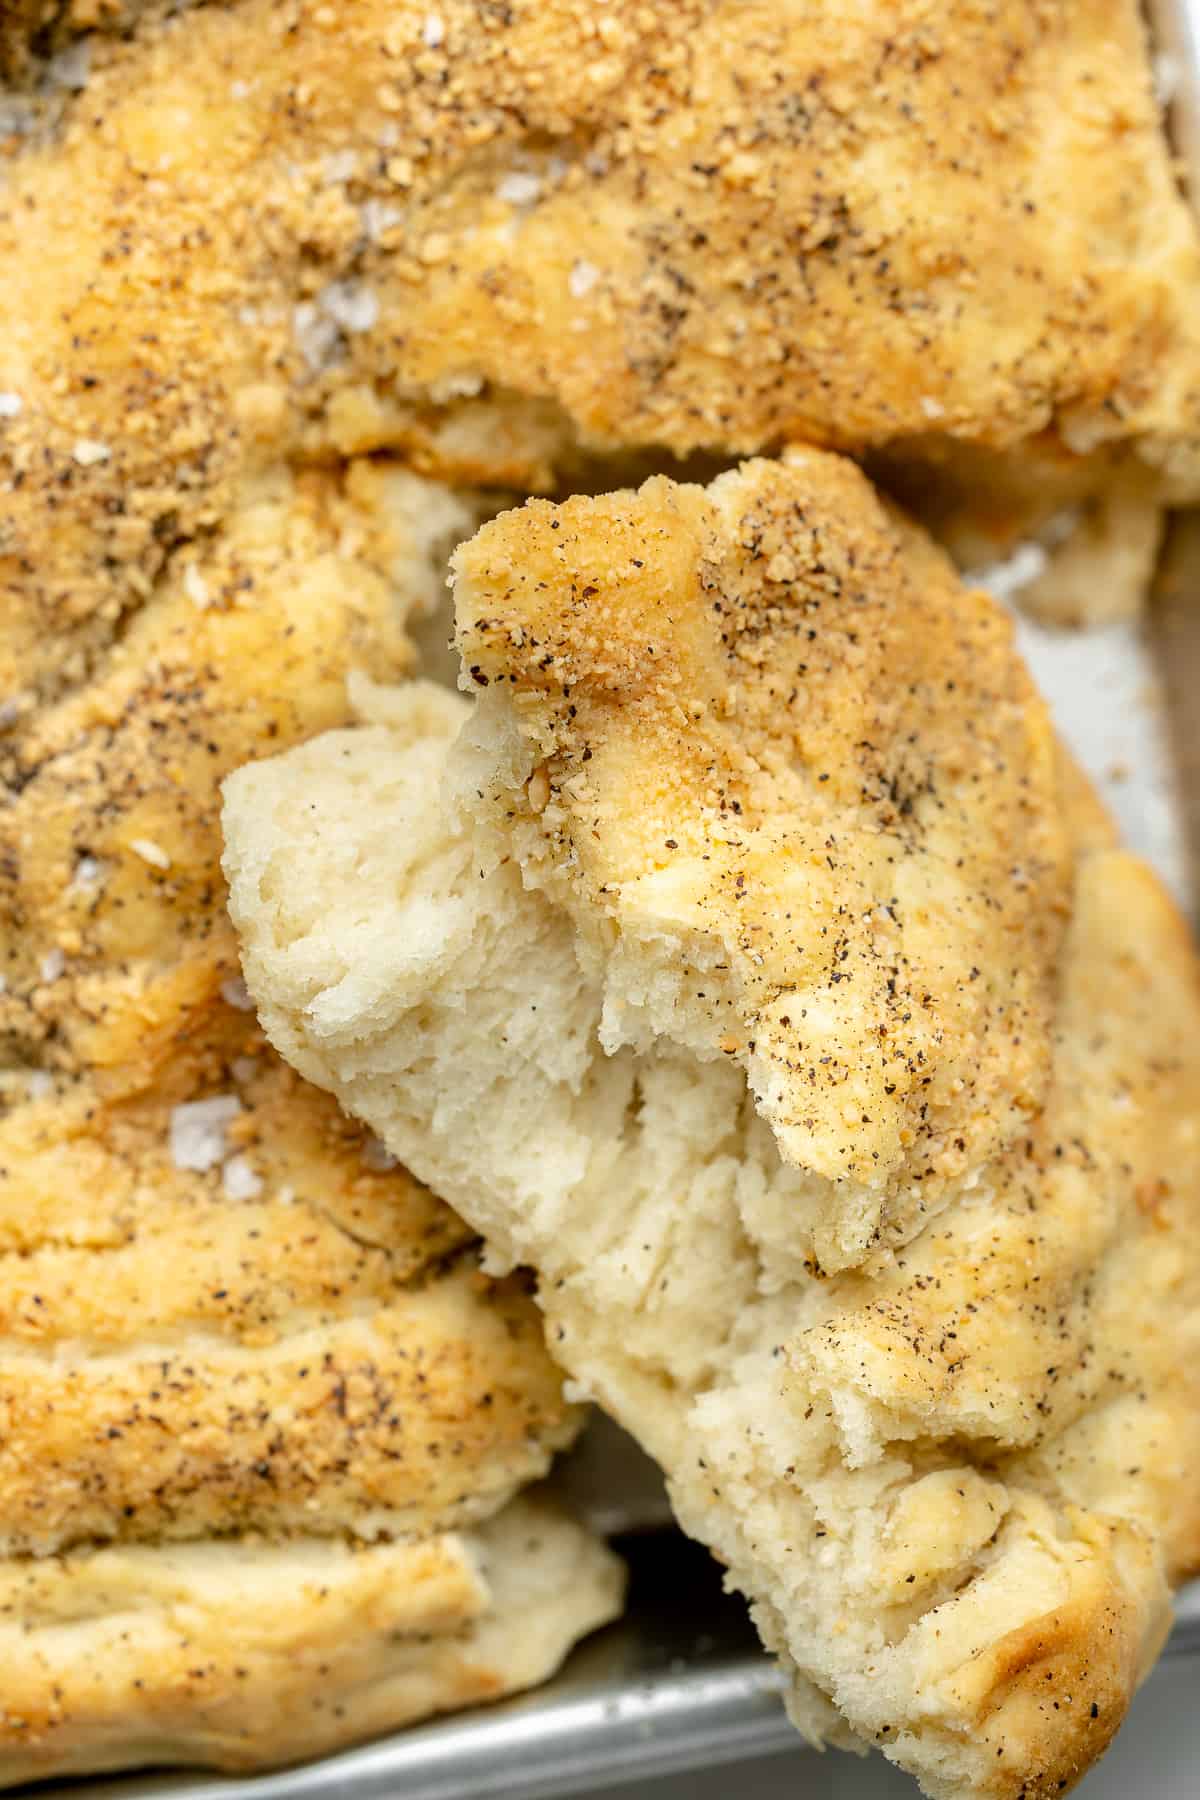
[0,457,619,1786]
[6,0,1200,705]
[224,455,1200,1799]
[0,1491,621,1787]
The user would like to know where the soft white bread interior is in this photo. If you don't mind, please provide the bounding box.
[225,452,1200,1799]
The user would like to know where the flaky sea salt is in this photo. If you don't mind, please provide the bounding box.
[361,198,403,241]
[322,148,358,185]
[569,259,599,298]
[223,1154,264,1201]
[40,948,65,983]
[919,395,945,420]
[1155,52,1181,107]
[69,855,104,895]
[0,394,22,419]
[421,13,444,47]
[72,439,110,466]
[46,36,91,90]
[130,837,171,870]
[320,280,379,334]
[497,171,541,206]
[293,302,341,372]
[183,563,210,608]
[27,1071,53,1101]
[362,1136,399,1172]
[170,1095,241,1172]
[966,541,1048,603]
[220,975,255,1012]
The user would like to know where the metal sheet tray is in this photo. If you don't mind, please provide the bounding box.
[24,4,1200,1795]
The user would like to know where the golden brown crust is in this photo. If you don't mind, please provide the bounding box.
[222,459,1200,1799]
[0,1495,625,1787]
[0,453,594,1771]
[454,451,1071,1264]
[3,0,1199,701]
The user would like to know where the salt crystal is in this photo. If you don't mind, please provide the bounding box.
[72,439,110,467]
[919,395,945,420]
[223,1153,264,1201]
[130,837,171,870]
[322,148,358,185]
[361,198,402,240]
[497,171,542,206]
[170,1094,241,1172]
[27,1071,53,1101]
[0,700,19,729]
[0,394,22,419]
[40,948,65,983]
[362,1136,399,1172]
[183,563,210,607]
[230,79,249,99]
[569,259,599,298]
[221,975,255,1011]
[421,13,444,47]
[967,541,1049,603]
[1155,52,1181,107]
[319,280,379,334]
[46,36,91,90]
[72,855,103,888]
[292,302,341,372]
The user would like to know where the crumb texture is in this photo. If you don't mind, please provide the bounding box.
[225,455,1200,1800]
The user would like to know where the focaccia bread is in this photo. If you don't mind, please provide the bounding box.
[224,452,1200,1799]
[0,459,621,1786]
[5,0,1200,701]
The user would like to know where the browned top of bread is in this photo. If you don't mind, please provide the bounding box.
[3,0,1199,703]
[455,450,1071,1266]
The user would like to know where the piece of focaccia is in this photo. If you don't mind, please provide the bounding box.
[5,0,1200,704]
[0,460,621,1787]
[225,452,1200,1799]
